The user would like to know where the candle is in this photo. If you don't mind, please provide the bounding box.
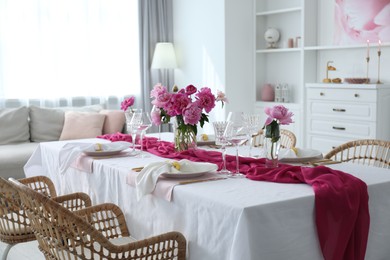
[379,40,381,52]
[367,40,370,58]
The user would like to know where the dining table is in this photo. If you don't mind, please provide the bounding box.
[23,133,390,260]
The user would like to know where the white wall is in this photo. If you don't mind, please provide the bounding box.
[172,0,254,133]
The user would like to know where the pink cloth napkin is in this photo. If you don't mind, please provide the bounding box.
[99,134,370,260]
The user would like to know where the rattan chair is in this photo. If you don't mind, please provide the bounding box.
[0,176,91,260]
[324,139,390,168]
[10,178,187,260]
[251,129,297,149]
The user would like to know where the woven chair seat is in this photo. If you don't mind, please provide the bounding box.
[250,128,297,149]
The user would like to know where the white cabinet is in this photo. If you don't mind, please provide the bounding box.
[306,83,390,154]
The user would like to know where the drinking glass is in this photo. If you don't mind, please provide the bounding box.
[243,113,262,157]
[129,111,143,154]
[227,125,247,178]
[213,121,232,176]
[136,112,153,157]
[151,105,162,141]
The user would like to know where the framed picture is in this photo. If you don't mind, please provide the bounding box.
[334,0,390,45]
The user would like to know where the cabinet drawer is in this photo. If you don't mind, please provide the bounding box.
[309,102,376,121]
[307,88,377,102]
[309,119,376,138]
[308,135,354,154]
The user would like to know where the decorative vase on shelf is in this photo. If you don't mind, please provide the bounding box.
[264,121,281,168]
[261,84,275,101]
[173,116,197,152]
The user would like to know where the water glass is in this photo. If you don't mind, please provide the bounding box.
[213,121,232,176]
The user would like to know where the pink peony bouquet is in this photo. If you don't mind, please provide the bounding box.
[263,105,293,142]
[120,96,135,111]
[150,83,227,135]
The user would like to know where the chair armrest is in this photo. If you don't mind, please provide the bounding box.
[52,192,92,211]
[74,203,130,238]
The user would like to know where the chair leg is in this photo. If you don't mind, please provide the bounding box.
[1,244,14,260]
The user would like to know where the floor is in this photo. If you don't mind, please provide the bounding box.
[0,241,45,260]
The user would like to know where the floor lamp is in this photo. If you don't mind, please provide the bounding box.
[151,42,178,90]
[151,42,178,134]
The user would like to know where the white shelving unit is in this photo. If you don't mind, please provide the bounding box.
[254,0,390,148]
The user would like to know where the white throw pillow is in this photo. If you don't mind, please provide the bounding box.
[0,107,30,145]
[59,111,106,140]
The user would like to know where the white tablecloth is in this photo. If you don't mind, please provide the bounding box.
[24,137,390,260]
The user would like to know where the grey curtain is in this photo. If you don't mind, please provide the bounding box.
[138,0,174,132]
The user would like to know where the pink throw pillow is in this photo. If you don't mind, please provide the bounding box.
[99,110,125,134]
[59,111,106,140]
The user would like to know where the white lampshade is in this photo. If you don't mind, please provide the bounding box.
[151,42,178,69]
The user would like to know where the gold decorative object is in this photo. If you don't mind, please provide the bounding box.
[323,61,336,83]
[377,40,382,84]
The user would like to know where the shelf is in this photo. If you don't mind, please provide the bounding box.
[256,7,302,16]
[256,48,301,54]
[304,42,390,51]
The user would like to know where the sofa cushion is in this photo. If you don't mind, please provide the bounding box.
[0,107,30,145]
[29,105,104,142]
[99,110,125,134]
[59,111,106,140]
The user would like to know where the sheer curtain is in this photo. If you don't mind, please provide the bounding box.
[0,0,140,109]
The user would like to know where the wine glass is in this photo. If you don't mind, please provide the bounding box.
[227,124,248,178]
[129,111,143,154]
[242,113,262,157]
[136,112,153,157]
[151,105,162,141]
[213,121,232,176]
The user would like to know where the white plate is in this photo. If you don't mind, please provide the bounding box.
[280,148,323,163]
[161,164,218,179]
[83,149,127,157]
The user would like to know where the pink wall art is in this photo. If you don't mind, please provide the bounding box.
[334,0,390,45]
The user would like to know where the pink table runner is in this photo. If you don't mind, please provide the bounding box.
[98,133,370,260]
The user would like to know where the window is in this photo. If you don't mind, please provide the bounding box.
[0,0,140,100]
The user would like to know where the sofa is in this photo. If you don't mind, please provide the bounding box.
[0,105,126,179]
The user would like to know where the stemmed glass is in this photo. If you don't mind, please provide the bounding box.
[151,105,162,141]
[227,124,247,178]
[242,113,262,157]
[213,121,232,176]
[135,112,153,157]
[129,111,143,154]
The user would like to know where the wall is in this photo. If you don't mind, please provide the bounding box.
[172,0,254,133]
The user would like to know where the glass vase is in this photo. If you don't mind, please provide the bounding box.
[264,122,281,168]
[173,116,197,152]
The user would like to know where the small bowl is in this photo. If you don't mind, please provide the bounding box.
[344,78,370,84]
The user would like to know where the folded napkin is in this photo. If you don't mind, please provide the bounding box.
[59,141,131,174]
[135,159,217,200]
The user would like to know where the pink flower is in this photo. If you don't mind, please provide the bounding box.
[216,90,228,103]
[264,105,293,126]
[120,96,135,111]
[196,87,216,113]
[183,102,202,125]
[171,93,191,115]
[152,92,171,107]
[150,83,167,99]
[151,109,162,126]
[185,84,197,95]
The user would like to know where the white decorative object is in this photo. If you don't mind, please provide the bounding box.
[264,28,280,49]
[282,84,289,103]
[274,83,282,102]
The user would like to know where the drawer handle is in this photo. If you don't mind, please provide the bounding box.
[332,108,346,112]
[320,92,325,96]
[354,93,360,98]
[332,146,336,149]
[332,126,346,131]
